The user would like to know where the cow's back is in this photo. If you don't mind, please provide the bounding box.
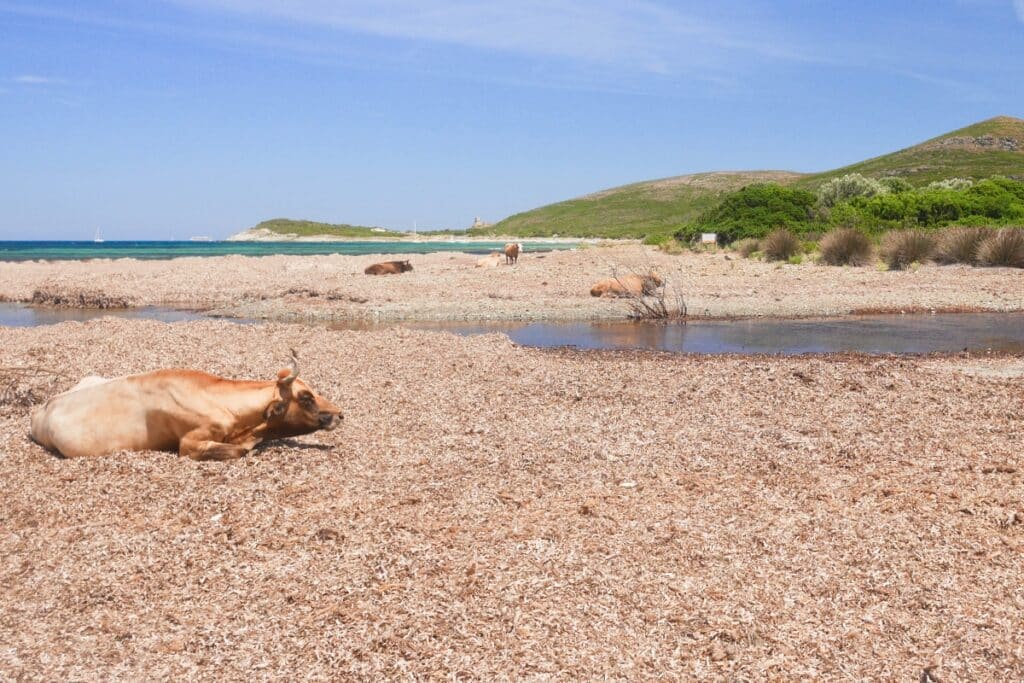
[30,372,200,457]
[590,275,647,298]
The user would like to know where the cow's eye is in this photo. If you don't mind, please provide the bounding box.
[299,392,315,407]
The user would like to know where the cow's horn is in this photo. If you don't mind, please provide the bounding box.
[281,348,299,385]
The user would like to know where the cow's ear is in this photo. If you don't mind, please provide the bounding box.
[265,401,288,419]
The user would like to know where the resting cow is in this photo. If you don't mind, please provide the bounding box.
[29,351,342,460]
[589,272,664,298]
[476,253,503,268]
[504,243,522,265]
[364,260,413,275]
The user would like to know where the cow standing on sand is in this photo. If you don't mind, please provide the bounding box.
[365,260,413,275]
[504,243,522,265]
[30,351,342,460]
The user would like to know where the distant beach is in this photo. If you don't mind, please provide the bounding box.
[1,245,1021,322]
[0,240,582,262]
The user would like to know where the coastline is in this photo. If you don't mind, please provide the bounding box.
[225,227,603,244]
[0,245,1021,323]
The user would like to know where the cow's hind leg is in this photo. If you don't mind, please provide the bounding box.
[180,429,249,461]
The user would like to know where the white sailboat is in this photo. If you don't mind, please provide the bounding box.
[93,228,104,243]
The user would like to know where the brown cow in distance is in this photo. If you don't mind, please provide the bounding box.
[30,351,342,460]
[504,243,521,265]
[364,260,413,275]
[590,272,664,298]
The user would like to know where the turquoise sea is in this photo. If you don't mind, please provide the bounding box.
[0,240,578,261]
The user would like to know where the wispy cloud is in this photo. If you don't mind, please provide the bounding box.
[168,0,815,73]
[14,74,68,85]
[889,68,993,101]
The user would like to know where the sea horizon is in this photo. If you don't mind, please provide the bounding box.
[0,240,577,261]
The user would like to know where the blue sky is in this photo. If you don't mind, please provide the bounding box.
[1,0,1022,240]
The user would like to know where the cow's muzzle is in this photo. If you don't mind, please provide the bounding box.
[319,413,342,431]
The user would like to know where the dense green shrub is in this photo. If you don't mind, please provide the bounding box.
[880,230,936,270]
[934,227,988,264]
[818,173,888,208]
[848,177,1024,228]
[678,176,1024,244]
[965,177,1024,220]
[764,229,800,261]
[928,178,974,191]
[878,177,913,194]
[820,229,873,266]
[977,228,1024,268]
[677,184,817,244]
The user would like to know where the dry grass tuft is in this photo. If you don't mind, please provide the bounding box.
[763,229,800,262]
[934,227,989,265]
[977,227,1024,268]
[820,228,874,266]
[656,239,686,255]
[880,230,937,270]
[732,238,762,258]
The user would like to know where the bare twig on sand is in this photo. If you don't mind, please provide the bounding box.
[598,253,687,322]
[0,366,71,411]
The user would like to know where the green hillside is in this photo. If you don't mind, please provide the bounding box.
[795,115,1024,189]
[487,116,1024,239]
[486,171,805,238]
[250,218,402,239]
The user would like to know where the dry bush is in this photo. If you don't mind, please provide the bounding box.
[934,227,988,265]
[600,258,687,321]
[977,227,1024,268]
[763,229,800,261]
[880,230,936,270]
[656,239,686,255]
[0,367,69,415]
[732,238,761,258]
[820,229,873,266]
[30,289,135,308]
[626,274,687,321]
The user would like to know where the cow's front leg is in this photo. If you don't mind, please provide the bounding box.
[180,428,251,461]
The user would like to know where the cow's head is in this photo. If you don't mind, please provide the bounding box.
[400,260,413,272]
[263,350,343,438]
[643,271,664,293]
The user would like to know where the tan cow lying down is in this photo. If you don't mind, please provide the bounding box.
[590,272,664,298]
[475,253,503,268]
[30,352,342,460]
[365,260,413,275]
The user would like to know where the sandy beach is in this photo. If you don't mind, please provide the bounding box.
[1,318,1022,680]
[1,245,1022,321]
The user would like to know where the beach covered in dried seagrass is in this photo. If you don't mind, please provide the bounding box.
[1,246,1022,321]
[1,318,1022,680]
